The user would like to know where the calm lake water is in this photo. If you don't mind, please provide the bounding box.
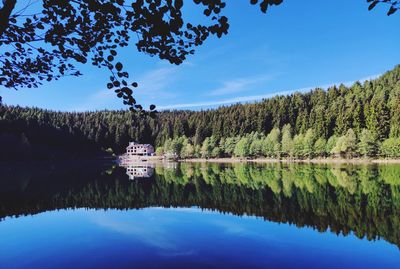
[0,161,399,268]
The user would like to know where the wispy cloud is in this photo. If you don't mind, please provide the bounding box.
[135,67,179,100]
[158,74,381,110]
[90,213,178,251]
[207,74,276,96]
[70,70,381,112]
[71,89,116,112]
[158,90,296,110]
[88,209,203,257]
[70,66,179,111]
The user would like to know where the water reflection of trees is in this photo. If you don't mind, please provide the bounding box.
[0,162,399,248]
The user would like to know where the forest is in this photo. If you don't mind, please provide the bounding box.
[0,65,399,160]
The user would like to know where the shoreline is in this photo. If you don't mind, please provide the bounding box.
[179,157,400,164]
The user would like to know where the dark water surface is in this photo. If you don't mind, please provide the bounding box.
[0,161,399,268]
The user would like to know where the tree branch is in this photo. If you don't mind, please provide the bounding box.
[0,0,17,37]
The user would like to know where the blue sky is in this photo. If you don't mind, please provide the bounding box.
[1,0,399,112]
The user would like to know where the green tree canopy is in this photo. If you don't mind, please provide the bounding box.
[358,129,377,157]
[234,136,251,158]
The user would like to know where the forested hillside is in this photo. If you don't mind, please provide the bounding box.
[0,65,399,160]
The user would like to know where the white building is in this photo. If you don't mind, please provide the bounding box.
[126,142,154,157]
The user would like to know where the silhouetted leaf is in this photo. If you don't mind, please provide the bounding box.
[387,6,397,15]
[369,1,379,10]
[115,62,123,71]
[175,0,184,10]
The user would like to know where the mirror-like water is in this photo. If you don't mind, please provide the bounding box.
[0,161,399,268]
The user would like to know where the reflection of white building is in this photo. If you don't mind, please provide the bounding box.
[163,162,178,169]
[125,164,154,180]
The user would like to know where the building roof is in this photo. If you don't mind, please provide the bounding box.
[126,142,154,149]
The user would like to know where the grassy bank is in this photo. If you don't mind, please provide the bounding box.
[179,157,400,164]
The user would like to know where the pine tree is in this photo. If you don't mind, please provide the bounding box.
[389,98,400,137]
[366,93,390,141]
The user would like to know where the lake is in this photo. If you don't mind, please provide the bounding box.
[0,161,399,268]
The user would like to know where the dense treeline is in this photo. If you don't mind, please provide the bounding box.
[0,65,399,160]
[1,162,399,247]
[160,127,400,159]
